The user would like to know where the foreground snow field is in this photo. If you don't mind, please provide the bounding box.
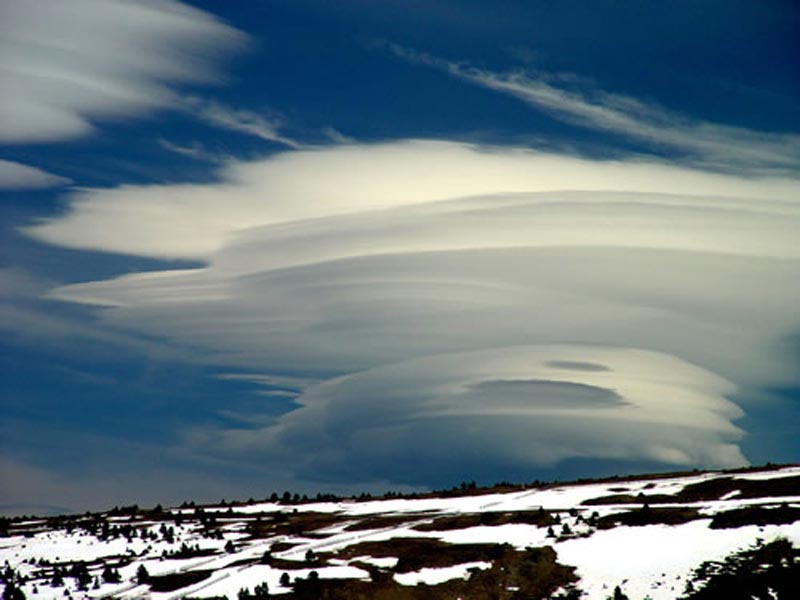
[2,465,799,599]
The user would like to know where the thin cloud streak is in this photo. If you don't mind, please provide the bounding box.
[385,44,800,174]
[180,96,301,148]
[158,139,222,162]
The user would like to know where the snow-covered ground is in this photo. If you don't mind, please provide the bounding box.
[393,561,492,586]
[1,465,798,599]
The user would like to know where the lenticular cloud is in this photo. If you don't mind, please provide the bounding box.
[33,141,800,484]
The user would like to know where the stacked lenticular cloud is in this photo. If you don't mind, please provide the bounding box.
[26,140,800,484]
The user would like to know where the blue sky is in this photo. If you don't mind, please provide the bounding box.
[1,0,799,514]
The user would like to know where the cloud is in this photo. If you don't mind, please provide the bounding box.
[22,141,800,260]
[0,159,70,189]
[385,44,800,175]
[0,0,247,143]
[24,140,800,485]
[198,346,745,485]
[180,96,300,148]
[158,138,221,162]
[0,267,201,364]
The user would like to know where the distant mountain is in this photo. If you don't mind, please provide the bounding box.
[1,464,798,599]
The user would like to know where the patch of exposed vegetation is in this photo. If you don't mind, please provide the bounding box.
[245,511,343,539]
[288,544,577,599]
[583,475,800,506]
[709,504,800,529]
[344,514,427,531]
[413,509,554,532]
[147,569,212,592]
[596,506,701,528]
[679,538,800,599]
[322,538,503,573]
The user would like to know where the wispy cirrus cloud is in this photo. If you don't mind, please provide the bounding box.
[180,96,300,148]
[384,44,800,175]
[0,0,247,144]
[158,139,224,162]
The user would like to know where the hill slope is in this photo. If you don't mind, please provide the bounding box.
[2,465,799,599]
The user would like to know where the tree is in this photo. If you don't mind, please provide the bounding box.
[102,566,121,584]
[279,573,290,587]
[71,563,92,590]
[612,585,630,600]
[253,581,269,598]
[136,565,150,584]
[2,580,26,600]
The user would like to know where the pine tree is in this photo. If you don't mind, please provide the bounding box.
[136,565,150,584]
[612,585,629,600]
[2,578,26,600]
[253,581,269,598]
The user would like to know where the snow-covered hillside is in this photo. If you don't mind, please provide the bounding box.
[2,465,799,599]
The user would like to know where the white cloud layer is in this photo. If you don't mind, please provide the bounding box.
[0,159,70,189]
[0,0,246,143]
[26,141,800,484]
[23,141,800,259]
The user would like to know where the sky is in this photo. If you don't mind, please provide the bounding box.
[1,0,799,515]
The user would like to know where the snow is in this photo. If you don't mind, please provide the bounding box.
[728,466,800,481]
[435,523,550,548]
[554,519,800,600]
[393,561,491,586]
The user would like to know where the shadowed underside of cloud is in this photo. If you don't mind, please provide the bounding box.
[27,141,800,485]
[212,346,745,485]
[0,0,246,143]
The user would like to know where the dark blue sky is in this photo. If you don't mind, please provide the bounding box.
[1,0,798,514]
